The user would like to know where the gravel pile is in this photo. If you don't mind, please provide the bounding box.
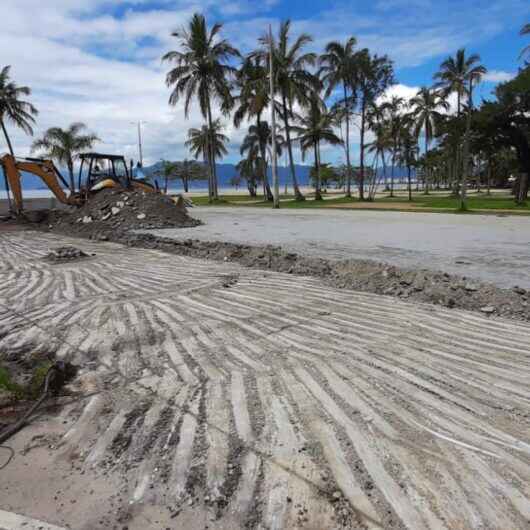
[46,189,200,240]
[44,246,91,262]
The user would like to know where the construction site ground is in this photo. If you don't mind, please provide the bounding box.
[1,227,529,530]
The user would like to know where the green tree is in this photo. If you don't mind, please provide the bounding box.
[240,120,284,199]
[163,13,239,201]
[258,20,321,201]
[234,57,274,200]
[292,96,342,200]
[397,115,419,201]
[434,48,486,208]
[185,120,228,197]
[153,159,207,193]
[380,96,405,197]
[366,106,392,200]
[319,37,357,197]
[355,50,394,200]
[410,87,449,193]
[0,66,38,208]
[31,123,99,193]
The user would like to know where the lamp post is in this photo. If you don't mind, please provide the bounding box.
[130,121,147,166]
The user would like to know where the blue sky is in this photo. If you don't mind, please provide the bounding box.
[1,0,529,166]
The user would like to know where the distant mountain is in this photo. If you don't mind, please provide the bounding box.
[1,161,413,191]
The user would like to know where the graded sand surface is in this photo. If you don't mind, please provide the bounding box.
[1,230,529,529]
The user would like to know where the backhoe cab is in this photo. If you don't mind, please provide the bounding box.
[78,153,157,196]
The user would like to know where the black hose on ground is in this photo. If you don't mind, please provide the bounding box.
[0,362,65,445]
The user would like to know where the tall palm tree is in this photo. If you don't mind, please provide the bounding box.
[434,48,486,208]
[234,57,273,200]
[380,96,405,197]
[396,114,419,201]
[319,37,357,197]
[185,119,228,199]
[31,123,99,193]
[292,96,342,200]
[366,120,391,200]
[410,87,449,193]
[163,13,239,201]
[0,66,38,156]
[0,66,38,209]
[520,23,530,60]
[258,20,321,201]
[355,50,394,200]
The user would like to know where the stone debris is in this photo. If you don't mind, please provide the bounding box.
[44,245,90,262]
[44,188,201,239]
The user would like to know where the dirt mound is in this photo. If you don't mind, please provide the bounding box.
[122,233,530,322]
[46,189,201,240]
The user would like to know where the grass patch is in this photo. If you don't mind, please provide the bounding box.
[190,191,530,213]
[0,360,54,401]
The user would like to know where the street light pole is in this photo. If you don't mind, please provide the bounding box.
[269,24,279,209]
[131,121,146,166]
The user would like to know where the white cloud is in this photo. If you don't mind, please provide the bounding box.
[483,70,516,83]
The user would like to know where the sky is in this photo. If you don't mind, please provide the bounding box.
[1,0,529,167]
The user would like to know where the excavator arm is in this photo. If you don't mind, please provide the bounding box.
[1,154,81,214]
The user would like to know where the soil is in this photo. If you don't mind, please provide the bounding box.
[114,233,530,323]
[41,188,201,240]
[1,231,529,530]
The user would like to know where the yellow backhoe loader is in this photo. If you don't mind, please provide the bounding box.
[1,152,160,215]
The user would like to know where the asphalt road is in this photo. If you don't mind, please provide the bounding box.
[145,206,530,289]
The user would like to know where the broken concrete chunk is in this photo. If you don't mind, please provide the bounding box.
[116,201,125,208]
[137,213,146,220]
[464,283,479,292]
[82,216,93,224]
[102,212,111,221]
[111,207,121,216]
[480,306,495,314]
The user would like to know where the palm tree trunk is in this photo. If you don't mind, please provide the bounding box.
[206,100,218,200]
[1,119,14,212]
[67,161,76,194]
[343,84,352,198]
[424,129,429,195]
[407,164,412,201]
[487,158,491,196]
[281,94,304,201]
[460,82,473,210]
[257,113,273,201]
[359,97,366,200]
[314,142,322,200]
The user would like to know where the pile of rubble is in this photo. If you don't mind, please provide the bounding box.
[46,189,200,240]
[44,246,91,262]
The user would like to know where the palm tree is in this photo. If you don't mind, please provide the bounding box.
[258,20,321,201]
[0,66,38,156]
[234,57,274,200]
[410,87,449,193]
[240,121,284,199]
[163,13,239,201]
[319,37,357,197]
[31,123,99,193]
[434,48,486,208]
[355,50,394,200]
[185,119,228,199]
[366,104,392,200]
[236,157,258,196]
[396,114,419,201]
[380,96,405,197]
[292,96,342,200]
[520,23,530,59]
[0,66,38,209]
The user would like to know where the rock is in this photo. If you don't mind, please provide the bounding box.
[82,216,93,224]
[111,207,121,216]
[513,286,526,295]
[464,283,478,292]
[102,212,111,221]
[332,491,342,501]
[137,213,146,220]
[480,306,495,314]
[76,217,83,223]
[116,201,125,208]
